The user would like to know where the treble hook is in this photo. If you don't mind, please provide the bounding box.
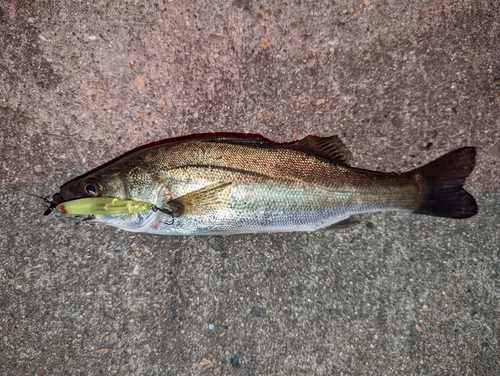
[152,205,175,225]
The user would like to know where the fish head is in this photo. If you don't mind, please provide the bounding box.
[50,162,168,231]
[56,162,163,203]
[53,171,122,204]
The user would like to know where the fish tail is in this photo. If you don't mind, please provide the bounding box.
[411,147,477,219]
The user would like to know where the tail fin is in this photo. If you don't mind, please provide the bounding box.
[412,147,477,219]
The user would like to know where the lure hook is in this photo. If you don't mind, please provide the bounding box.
[152,205,175,225]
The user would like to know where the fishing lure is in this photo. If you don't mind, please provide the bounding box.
[56,197,173,217]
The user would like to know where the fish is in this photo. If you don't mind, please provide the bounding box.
[47,133,478,235]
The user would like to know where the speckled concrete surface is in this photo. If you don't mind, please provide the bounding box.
[1,0,499,375]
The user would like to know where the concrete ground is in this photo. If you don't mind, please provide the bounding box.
[1,0,499,374]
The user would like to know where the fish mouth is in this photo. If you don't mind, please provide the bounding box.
[43,193,64,216]
[52,193,64,205]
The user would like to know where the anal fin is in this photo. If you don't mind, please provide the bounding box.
[324,215,360,230]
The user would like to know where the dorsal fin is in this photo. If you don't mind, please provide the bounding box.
[286,135,352,165]
[203,134,352,165]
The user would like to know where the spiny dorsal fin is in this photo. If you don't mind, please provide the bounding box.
[204,134,352,164]
[167,182,232,217]
[287,135,352,165]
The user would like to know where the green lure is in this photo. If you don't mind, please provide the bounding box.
[56,197,155,215]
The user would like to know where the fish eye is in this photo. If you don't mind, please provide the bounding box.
[85,184,97,196]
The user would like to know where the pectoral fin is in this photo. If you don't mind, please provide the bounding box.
[167,182,232,217]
